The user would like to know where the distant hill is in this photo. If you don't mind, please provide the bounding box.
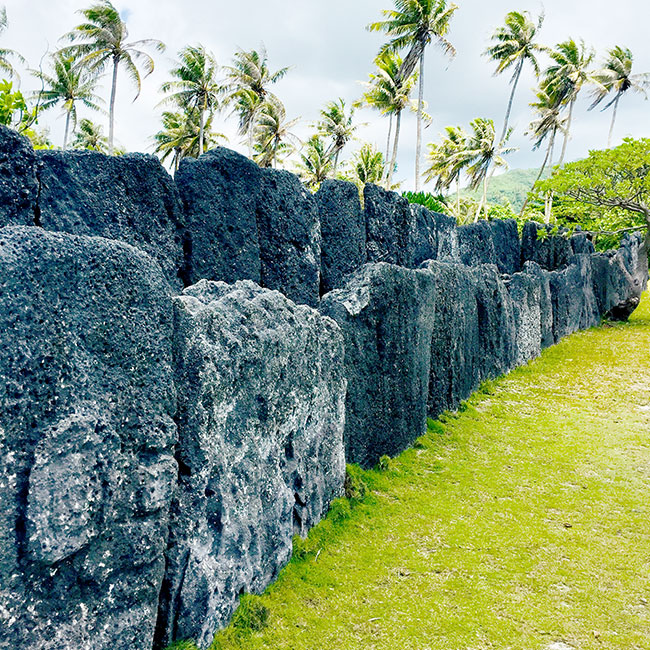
[459,168,550,212]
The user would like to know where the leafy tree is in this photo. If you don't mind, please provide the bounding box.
[71,117,109,152]
[316,98,357,175]
[403,190,449,215]
[369,0,458,191]
[589,46,650,148]
[0,6,25,80]
[295,135,333,190]
[62,0,165,154]
[341,143,387,196]
[252,97,300,168]
[32,52,103,149]
[536,138,650,248]
[226,47,289,155]
[484,10,547,142]
[160,45,222,155]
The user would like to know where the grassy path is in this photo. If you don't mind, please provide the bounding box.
[204,295,650,650]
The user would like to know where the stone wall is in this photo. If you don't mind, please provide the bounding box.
[0,127,647,650]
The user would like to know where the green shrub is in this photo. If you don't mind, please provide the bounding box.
[403,191,449,215]
[344,464,369,501]
[377,455,393,472]
[231,594,269,632]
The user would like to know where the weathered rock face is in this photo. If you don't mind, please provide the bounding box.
[316,179,366,294]
[320,263,436,469]
[410,204,438,266]
[521,221,573,270]
[36,150,185,289]
[523,261,554,349]
[490,219,521,275]
[457,221,497,268]
[256,169,321,307]
[0,226,177,650]
[0,126,37,226]
[507,272,542,365]
[156,280,345,649]
[570,231,595,255]
[425,262,480,418]
[364,184,415,267]
[434,210,460,261]
[175,148,262,287]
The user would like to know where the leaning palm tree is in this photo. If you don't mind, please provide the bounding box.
[369,0,458,191]
[253,97,300,168]
[72,117,109,152]
[32,52,103,149]
[484,10,547,142]
[0,7,25,79]
[160,45,222,155]
[62,0,165,154]
[589,46,650,148]
[295,135,333,190]
[543,39,595,165]
[226,46,289,155]
[316,98,357,175]
[464,117,516,220]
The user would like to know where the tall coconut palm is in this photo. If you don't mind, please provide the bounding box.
[369,0,458,191]
[316,98,357,174]
[464,117,516,220]
[544,39,595,165]
[32,52,103,149]
[253,97,300,168]
[589,46,650,148]
[160,45,222,155]
[484,10,547,142]
[226,47,289,155]
[0,7,25,80]
[295,135,333,190]
[62,0,165,154]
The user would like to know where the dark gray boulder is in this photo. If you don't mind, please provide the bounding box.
[457,220,497,267]
[490,219,520,275]
[570,231,595,255]
[434,211,460,261]
[36,149,185,289]
[523,261,554,349]
[175,147,262,287]
[316,179,366,295]
[256,169,321,307]
[0,226,177,650]
[157,280,345,648]
[425,261,480,418]
[320,263,436,469]
[507,272,542,365]
[363,184,415,267]
[0,126,37,226]
[521,221,573,270]
[410,204,438,266]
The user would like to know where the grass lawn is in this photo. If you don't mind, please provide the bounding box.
[175,293,650,650]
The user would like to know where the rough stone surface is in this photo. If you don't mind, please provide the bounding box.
[257,169,321,307]
[410,204,438,266]
[507,272,542,365]
[0,126,37,226]
[37,150,185,289]
[434,211,460,261]
[570,231,595,255]
[425,261,480,418]
[490,219,521,275]
[523,261,555,349]
[157,280,345,648]
[0,226,177,650]
[457,221,497,268]
[521,221,573,270]
[320,263,436,469]
[316,179,366,295]
[364,184,415,267]
[175,147,262,287]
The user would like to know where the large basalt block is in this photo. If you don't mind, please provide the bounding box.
[316,179,366,294]
[0,226,177,650]
[523,261,554,349]
[521,221,573,270]
[37,150,185,289]
[425,262,480,418]
[434,211,460,261]
[457,221,497,268]
[175,147,262,287]
[507,272,542,365]
[157,280,345,648]
[0,126,37,226]
[257,169,321,307]
[411,204,438,266]
[320,263,437,469]
[490,219,521,275]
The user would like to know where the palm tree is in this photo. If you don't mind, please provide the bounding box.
[72,117,109,152]
[253,97,300,168]
[226,46,289,155]
[369,0,458,191]
[344,143,386,193]
[160,45,222,155]
[316,98,357,174]
[543,39,595,165]
[589,46,650,148]
[295,135,333,190]
[0,6,25,80]
[464,117,516,220]
[484,10,547,143]
[32,52,103,149]
[62,0,165,154]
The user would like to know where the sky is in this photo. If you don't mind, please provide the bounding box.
[3,0,650,190]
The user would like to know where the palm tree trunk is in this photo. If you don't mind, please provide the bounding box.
[559,98,575,166]
[456,175,460,214]
[607,93,621,148]
[63,110,71,150]
[199,95,206,155]
[415,51,425,192]
[500,58,523,143]
[483,174,488,220]
[333,149,340,176]
[384,113,393,183]
[544,191,554,224]
[108,55,119,155]
[388,109,402,187]
[520,130,555,216]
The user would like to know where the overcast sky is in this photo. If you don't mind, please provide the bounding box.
[3,0,650,189]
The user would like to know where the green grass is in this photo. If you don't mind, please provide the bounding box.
[179,294,650,650]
